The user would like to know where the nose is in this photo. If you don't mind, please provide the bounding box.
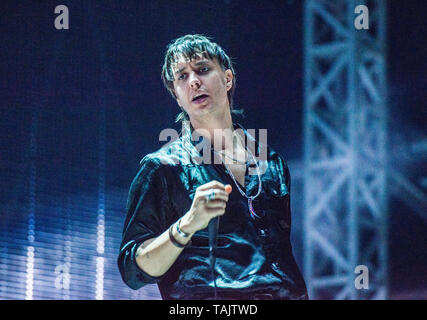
[189,72,201,90]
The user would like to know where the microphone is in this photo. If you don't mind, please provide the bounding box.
[208,216,219,267]
[208,216,219,299]
[208,184,232,264]
[207,184,231,299]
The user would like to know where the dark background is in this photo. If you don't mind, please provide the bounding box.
[1,0,426,299]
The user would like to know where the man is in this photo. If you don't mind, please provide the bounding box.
[117,34,308,300]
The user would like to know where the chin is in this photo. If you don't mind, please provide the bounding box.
[193,102,213,112]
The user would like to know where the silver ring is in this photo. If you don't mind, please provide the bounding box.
[206,189,216,201]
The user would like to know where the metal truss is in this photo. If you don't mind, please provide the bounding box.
[303,0,388,299]
[388,136,427,222]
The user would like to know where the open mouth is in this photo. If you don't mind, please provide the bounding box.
[192,94,208,102]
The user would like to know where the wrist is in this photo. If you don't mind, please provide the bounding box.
[169,224,192,248]
[179,212,196,236]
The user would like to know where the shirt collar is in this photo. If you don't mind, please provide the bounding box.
[181,121,263,162]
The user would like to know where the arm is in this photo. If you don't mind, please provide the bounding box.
[134,180,231,277]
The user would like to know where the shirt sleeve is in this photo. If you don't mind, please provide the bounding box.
[117,156,173,290]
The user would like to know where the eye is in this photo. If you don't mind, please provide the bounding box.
[199,66,209,73]
[177,73,187,81]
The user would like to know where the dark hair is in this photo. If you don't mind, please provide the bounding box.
[161,34,243,123]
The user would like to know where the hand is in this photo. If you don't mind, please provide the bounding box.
[179,181,232,235]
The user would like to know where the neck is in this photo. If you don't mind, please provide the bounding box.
[189,108,235,151]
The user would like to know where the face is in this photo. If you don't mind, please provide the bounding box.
[171,54,233,121]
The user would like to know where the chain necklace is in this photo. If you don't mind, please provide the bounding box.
[214,142,247,165]
[180,122,263,219]
[219,133,262,219]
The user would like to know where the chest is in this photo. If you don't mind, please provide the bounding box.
[224,163,247,188]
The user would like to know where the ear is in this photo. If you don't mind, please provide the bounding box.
[225,69,233,91]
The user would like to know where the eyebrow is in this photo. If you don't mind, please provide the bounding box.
[175,60,211,76]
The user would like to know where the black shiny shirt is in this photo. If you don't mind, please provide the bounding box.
[117,123,308,300]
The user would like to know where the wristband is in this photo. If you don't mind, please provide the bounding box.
[169,224,192,248]
[176,218,190,238]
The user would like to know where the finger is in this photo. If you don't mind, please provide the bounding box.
[197,180,226,192]
[198,189,229,202]
[224,184,232,194]
[205,206,227,216]
[204,199,227,208]
[196,195,228,207]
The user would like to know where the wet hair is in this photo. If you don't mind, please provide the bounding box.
[161,34,243,123]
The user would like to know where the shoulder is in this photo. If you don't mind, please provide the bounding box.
[270,149,289,172]
[129,155,163,194]
[263,145,291,188]
[257,139,289,173]
[131,137,190,187]
[139,136,194,168]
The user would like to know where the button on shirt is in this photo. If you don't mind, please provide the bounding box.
[117,123,308,300]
